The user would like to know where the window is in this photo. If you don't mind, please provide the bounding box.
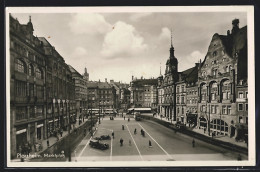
[177,86,180,93]
[15,59,26,73]
[182,108,184,114]
[227,106,231,114]
[213,51,217,57]
[28,64,34,76]
[238,92,243,98]
[226,66,229,72]
[177,97,179,104]
[177,108,179,114]
[245,104,248,111]
[245,92,248,98]
[201,105,206,112]
[211,106,216,114]
[227,92,231,99]
[15,80,27,97]
[222,106,227,114]
[181,85,184,92]
[16,106,27,121]
[35,68,42,79]
[238,104,243,111]
[181,97,184,104]
[211,93,216,100]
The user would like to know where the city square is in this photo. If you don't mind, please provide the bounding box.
[6,7,255,167]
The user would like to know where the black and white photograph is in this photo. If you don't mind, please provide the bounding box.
[5,6,255,167]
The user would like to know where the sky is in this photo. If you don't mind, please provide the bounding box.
[11,11,247,83]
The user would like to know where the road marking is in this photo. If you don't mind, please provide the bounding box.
[126,124,143,161]
[78,130,97,158]
[138,123,174,160]
[110,137,113,161]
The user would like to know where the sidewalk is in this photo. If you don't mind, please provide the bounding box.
[13,118,90,162]
[144,113,247,149]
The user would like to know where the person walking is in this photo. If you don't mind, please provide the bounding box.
[122,125,124,130]
[192,139,195,148]
[60,129,63,137]
[149,140,152,148]
[84,127,87,137]
[129,139,131,146]
[47,139,50,147]
[134,128,137,135]
[128,118,130,122]
[120,138,124,146]
[112,131,114,139]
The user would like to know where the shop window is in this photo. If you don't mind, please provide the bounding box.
[16,106,27,121]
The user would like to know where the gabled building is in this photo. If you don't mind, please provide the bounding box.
[197,19,247,138]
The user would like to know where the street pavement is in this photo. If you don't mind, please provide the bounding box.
[72,116,248,162]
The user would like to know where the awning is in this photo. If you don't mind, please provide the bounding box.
[16,129,27,134]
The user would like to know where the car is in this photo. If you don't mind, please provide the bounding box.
[94,135,111,140]
[89,139,109,150]
[175,122,186,130]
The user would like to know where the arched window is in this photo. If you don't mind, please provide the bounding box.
[15,59,26,73]
[28,64,34,76]
[201,83,207,101]
[35,68,42,79]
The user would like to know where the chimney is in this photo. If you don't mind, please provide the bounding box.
[110,79,114,83]
[132,75,134,80]
[232,19,239,35]
[105,78,107,82]
[99,79,100,82]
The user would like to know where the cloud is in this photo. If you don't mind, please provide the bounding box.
[129,13,153,22]
[101,21,148,58]
[73,46,87,56]
[159,27,171,40]
[179,50,205,71]
[69,13,112,35]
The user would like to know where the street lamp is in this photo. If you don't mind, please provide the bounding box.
[98,100,101,124]
[90,97,94,136]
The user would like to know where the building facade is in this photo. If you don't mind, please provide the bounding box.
[197,19,247,137]
[130,77,158,108]
[69,66,88,121]
[9,15,75,158]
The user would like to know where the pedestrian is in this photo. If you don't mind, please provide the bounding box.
[129,139,131,146]
[122,125,124,130]
[57,135,59,141]
[192,139,195,148]
[128,118,130,122]
[124,116,125,120]
[134,128,137,134]
[47,139,50,147]
[60,129,63,137]
[149,140,152,148]
[112,131,114,139]
[237,154,242,161]
[120,138,123,146]
[204,128,206,133]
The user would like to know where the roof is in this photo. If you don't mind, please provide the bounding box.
[86,81,99,88]
[131,79,157,87]
[98,82,113,89]
[68,65,81,76]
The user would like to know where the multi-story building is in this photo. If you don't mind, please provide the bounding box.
[157,74,164,115]
[197,19,247,138]
[69,66,88,120]
[39,37,75,138]
[109,80,129,110]
[185,64,200,126]
[120,88,131,110]
[86,80,116,112]
[9,15,75,158]
[130,77,157,108]
[10,16,47,158]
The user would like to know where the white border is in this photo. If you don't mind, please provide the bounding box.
[6,6,255,167]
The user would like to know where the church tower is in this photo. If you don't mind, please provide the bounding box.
[83,67,89,81]
[164,30,178,85]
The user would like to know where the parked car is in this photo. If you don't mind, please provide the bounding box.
[175,122,186,130]
[89,139,109,150]
[94,135,111,140]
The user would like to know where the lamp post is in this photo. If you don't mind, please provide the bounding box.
[98,100,101,124]
[90,97,94,136]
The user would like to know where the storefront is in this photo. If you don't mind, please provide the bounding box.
[186,113,197,126]
[36,122,43,140]
[16,125,27,150]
